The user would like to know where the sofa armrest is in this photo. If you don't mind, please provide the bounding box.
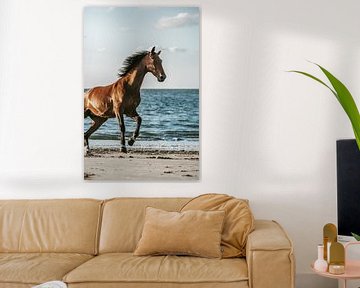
[246,220,295,288]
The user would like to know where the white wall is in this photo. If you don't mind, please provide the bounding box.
[1,0,359,287]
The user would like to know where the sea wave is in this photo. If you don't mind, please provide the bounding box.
[84,89,199,144]
[87,139,199,151]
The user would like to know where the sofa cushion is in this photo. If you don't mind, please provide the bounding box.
[63,253,248,285]
[0,199,103,254]
[181,194,254,258]
[134,207,225,258]
[99,198,190,253]
[0,253,93,285]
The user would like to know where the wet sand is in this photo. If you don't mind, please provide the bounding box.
[84,148,199,181]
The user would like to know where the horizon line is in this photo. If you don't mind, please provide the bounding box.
[84,87,199,90]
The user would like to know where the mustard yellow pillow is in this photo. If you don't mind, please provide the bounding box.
[181,193,255,258]
[134,207,225,258]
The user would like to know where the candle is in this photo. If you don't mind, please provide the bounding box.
[328,264,345,275]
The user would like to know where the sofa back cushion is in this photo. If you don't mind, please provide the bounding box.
[99,198,189,253]
[0,199,102,254]
[181,194,254,258]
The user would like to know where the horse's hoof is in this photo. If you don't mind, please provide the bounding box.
[128,138,135,146]
[121,146,127,153]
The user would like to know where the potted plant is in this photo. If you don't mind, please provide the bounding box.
[290,63,360,240]
[290,63,360,150]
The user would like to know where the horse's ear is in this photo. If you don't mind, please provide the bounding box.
[157,50,161,55]
[150,46,155,54]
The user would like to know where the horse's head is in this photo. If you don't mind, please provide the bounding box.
[145,47,166,82]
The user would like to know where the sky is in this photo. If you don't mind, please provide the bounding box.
[83,7,200,89]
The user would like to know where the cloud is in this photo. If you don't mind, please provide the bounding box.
[132,46,187,53]
[167,47,187,53]
[156,46,187,53]
[156,13,199,29]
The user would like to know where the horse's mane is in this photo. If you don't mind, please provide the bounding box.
[118,51,148,77]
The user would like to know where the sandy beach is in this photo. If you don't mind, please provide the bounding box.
[84,148,199,181]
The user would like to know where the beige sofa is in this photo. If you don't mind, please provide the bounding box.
[0,198,295,288]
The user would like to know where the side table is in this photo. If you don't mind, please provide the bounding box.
[311,242,360,288]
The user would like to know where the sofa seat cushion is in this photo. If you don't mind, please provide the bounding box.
[0,253,93,285]
[64,253,248,285]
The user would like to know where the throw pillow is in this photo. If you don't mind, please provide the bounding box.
[134,207,225,258]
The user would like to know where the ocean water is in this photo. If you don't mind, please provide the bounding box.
[84,89,199,151]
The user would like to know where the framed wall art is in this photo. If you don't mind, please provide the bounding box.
[83,7,200,181]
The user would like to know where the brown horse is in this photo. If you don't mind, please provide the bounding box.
[84,47,166,153]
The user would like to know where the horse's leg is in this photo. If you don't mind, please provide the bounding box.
[84,110,88,147]
[115,112,127,153]
[84,109,91,119]
[128,112,142,146]
[84,115,107,151]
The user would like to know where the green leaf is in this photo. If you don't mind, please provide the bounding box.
[289,64,360,151]
[316,64,360,150]
[351,232,360,241]
[353,128,360,150]
[288,70,337,99]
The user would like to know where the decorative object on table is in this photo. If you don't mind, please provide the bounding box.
[289,63,360,150]
[318,223,346,275]
[32,281,67,288]
[83,6,200,181]
[312,234,360,288]
[328,264,345,275]
[323,223,337,262]
[314,244,328,272]
[329,242,345,275]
